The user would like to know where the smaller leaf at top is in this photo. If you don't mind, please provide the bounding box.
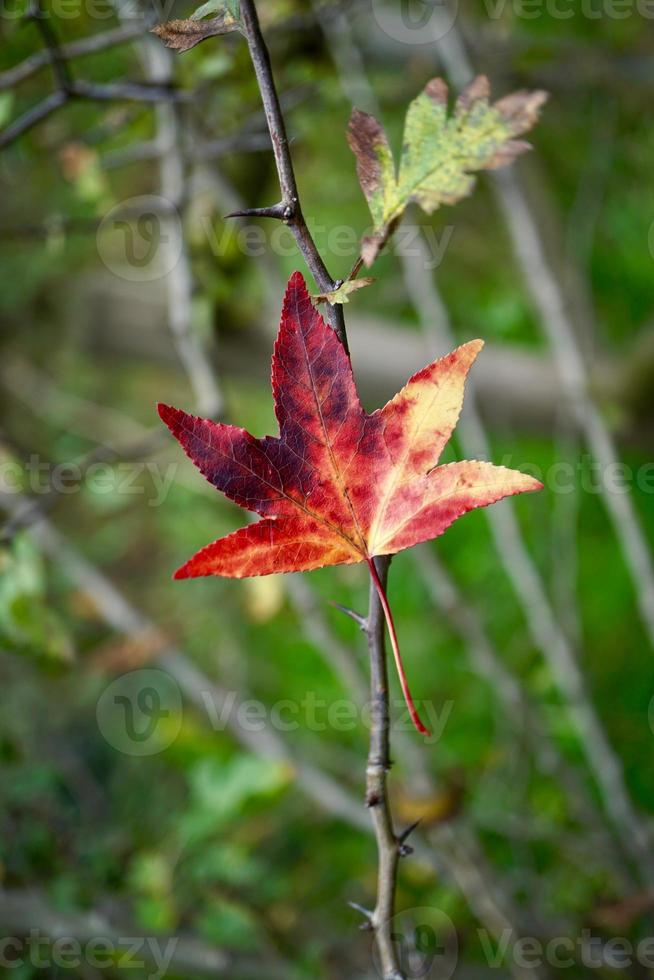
[152,0,241,52]
[347,75,548,267]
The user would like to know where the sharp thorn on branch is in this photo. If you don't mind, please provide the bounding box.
[330,601,367,630]
[348,901,374,929]
[223,203,287,221]
[397,818,421,857]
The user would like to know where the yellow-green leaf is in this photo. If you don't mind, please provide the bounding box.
[314,277,375,305]
[347,75,547,267]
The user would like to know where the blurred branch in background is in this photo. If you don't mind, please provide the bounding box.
[0,21,147,91]
[0,9,187,151]
[122,0,224,420]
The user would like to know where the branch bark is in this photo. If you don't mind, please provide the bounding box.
[238,0,347,349]
[365,555,404,979]
[219,2,403,966]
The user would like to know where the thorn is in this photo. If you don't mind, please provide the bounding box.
[397,819,421,856]
[223,203,287,221]
[348,901,374,930]
[330,601,367,630]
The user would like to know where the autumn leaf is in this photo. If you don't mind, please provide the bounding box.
[347,75,548,266]
[152,0,241,52]
[159,272,541,734]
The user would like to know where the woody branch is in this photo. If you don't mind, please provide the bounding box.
[228,2,404,973]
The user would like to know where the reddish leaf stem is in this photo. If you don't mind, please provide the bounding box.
[366,557,431,737]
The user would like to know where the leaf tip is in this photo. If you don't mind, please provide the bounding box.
[288,269,306,289]
[280,270,316,324]
[157,402,179,428]
[455,338,484,369]
[173,557,199,580]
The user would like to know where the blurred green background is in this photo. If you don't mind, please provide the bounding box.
[1,0,654,977]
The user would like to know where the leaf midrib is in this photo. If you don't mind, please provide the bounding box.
[289,303,368,556]
[176,417,363,558]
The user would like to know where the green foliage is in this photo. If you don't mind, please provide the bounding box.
[0,535,73,664]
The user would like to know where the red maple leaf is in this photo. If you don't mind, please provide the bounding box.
[159,272,542,735]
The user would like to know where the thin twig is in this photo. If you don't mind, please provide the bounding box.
[233,3,408,960]
[0,23,148,92]
[237,0,347,350]
[0,89,67,148]
[132,8,224,420]
[365,556,404,980]
[27,0,73,93]
[0,80,186,150]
